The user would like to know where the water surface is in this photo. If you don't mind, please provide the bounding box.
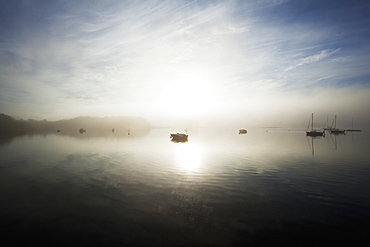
[1,128,369,246]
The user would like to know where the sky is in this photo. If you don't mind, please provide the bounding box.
[1,0,369,128]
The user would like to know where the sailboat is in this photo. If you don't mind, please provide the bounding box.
[306,113,325,136]
[323,115,336,131]
[329,115,345,134]
[346,118,361,132]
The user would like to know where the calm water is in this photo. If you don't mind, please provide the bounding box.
[1,128,370,246]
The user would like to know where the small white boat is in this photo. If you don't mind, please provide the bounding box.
[170,133,188,142]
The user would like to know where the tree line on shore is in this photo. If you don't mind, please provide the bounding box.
[0,113,151,137]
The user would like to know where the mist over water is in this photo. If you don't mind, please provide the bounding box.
[1,128,369,246]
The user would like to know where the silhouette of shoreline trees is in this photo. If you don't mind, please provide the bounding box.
[0,113,151,138]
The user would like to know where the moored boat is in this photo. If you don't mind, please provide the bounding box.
[306,129,325,136]
[346,118,361,132]
[346,129,361,132]
[238,128,247,134]
[329,129,345,134]
[323,115,336,131]
[329,115,345,134]
[306,113,325,137]
[170,133,188,142]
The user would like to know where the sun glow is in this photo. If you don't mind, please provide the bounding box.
[157,74,217,117]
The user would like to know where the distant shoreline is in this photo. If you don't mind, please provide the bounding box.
[0,113,151,136]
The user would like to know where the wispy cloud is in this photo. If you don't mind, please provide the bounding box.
[0,0,369,125]
[285,48,341,71]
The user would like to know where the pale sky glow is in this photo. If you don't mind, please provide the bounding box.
[1,0,369,127]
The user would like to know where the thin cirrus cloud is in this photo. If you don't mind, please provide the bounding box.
[285,48,342,71]
[0,0,369,127]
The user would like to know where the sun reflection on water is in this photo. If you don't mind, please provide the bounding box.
[175,143,203,172]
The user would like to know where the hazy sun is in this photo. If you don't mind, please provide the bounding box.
[157,74,216,117]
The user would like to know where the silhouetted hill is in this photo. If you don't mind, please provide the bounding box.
[0,113,151,137]
[0,113,27,136]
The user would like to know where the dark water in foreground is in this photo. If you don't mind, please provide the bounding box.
[1,128,370,246]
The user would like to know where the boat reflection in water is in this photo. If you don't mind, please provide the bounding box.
[307,135,325,157]
[170,132,188,143]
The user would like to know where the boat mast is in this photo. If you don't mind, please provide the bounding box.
[326,115,329,128]
[330,116,335,128]
[312,113,313,130]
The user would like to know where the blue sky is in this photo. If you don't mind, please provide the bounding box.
[1,0,369,127]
